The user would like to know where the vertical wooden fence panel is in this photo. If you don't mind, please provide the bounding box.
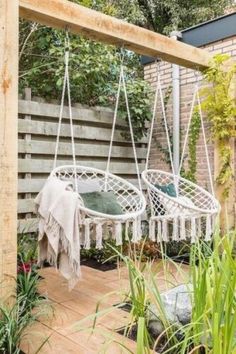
[0,0,18,301]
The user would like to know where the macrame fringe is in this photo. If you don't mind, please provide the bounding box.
[131,219,138,243]
[95,222,103,249]
[80,216,143,249]
[114,222,122,246]
[157,220,162,242]
[205,214,212,241]
[190,217,196,244]
[180,216,186,240]
[172,217,178,241]
[196,217,202,239]
[125,220,130,241]
[149,219,155,241]
[84,219,91,249]
[137,217,142,242]
[162,219,168,242]
[148,212,218,244]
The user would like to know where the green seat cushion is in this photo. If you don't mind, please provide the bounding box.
[80,191,123,215]
[155,183,177,197]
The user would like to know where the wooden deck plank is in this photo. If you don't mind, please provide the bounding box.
[23,264,189,353]
[21,323,95,354]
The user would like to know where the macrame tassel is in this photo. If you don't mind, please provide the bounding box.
[190,217,196,243]
[149,219,156,241]
[196,217,202,239]
[84,219,91,249]
[157,220,162,243]
[125,220,130,241]
[211,214,218,234]
[95,222,103,249]
[162,219,168,242]
[205,214,212,242]
[114,222,123,246]
[180,216,186,240]
[131,219,138,243]
[79,210,86,225]
[172,217,178,241]
[137,217,142,242]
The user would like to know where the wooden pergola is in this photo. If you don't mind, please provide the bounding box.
[0,0,223,300]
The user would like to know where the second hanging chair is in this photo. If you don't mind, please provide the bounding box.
[142,63,220,243]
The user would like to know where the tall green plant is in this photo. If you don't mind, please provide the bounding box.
[0,300,36,354]
[181,109,201,183]
[190,234,236,354]
[201,54,236,198]
[103,233,236,353]
[0,269,48,354]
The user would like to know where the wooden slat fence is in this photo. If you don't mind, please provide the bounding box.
[18,90,147,233]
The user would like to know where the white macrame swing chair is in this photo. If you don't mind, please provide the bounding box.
[142,62,220,243]
[50,35,146,249]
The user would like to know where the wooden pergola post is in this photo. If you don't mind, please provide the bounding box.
[0,0,19,301]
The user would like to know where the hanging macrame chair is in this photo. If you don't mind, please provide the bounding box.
[50,35,146,248]
[142,62,220,243]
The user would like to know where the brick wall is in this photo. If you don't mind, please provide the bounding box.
[144,35,236,195]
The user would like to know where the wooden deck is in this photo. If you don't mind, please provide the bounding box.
[20,262,189,353]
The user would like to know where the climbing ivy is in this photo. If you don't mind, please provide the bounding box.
[201,54,236,199]
[154,86,174,166]
[181,109,201,183]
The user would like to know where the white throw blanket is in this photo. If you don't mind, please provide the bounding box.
[35,176,81,290]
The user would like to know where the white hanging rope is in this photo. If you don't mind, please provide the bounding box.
[158,75,176,178]
[106,58,142,192]
[121,66,142,192]
[146,61,175,176]
[145,61,177,194]
[178,76,215,196]
[178,84,198,175]
[106,66,123,174]
[65,53,77,168]
[53,59,67,169]
[145,61,160,170]
[196,90,215,196]
[53,32,77,191]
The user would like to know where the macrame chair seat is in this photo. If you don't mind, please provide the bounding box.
[51,165,146,221]
[142,62,220,243]
[142,169,220,242]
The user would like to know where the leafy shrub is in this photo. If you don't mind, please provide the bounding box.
[81,239,123,264]
[19,25,152,140]
[0,235,48,354]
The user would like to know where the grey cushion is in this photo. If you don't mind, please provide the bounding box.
[80,191,123,215]
[77,179,101,193]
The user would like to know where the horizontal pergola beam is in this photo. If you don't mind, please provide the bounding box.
[19,0,212,70]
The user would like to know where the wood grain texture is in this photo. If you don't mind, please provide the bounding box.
[19,0,212,69]
[20,264,189,353]
[18,140,146,159]
[18,100,126,127]
[0,0,18,301]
